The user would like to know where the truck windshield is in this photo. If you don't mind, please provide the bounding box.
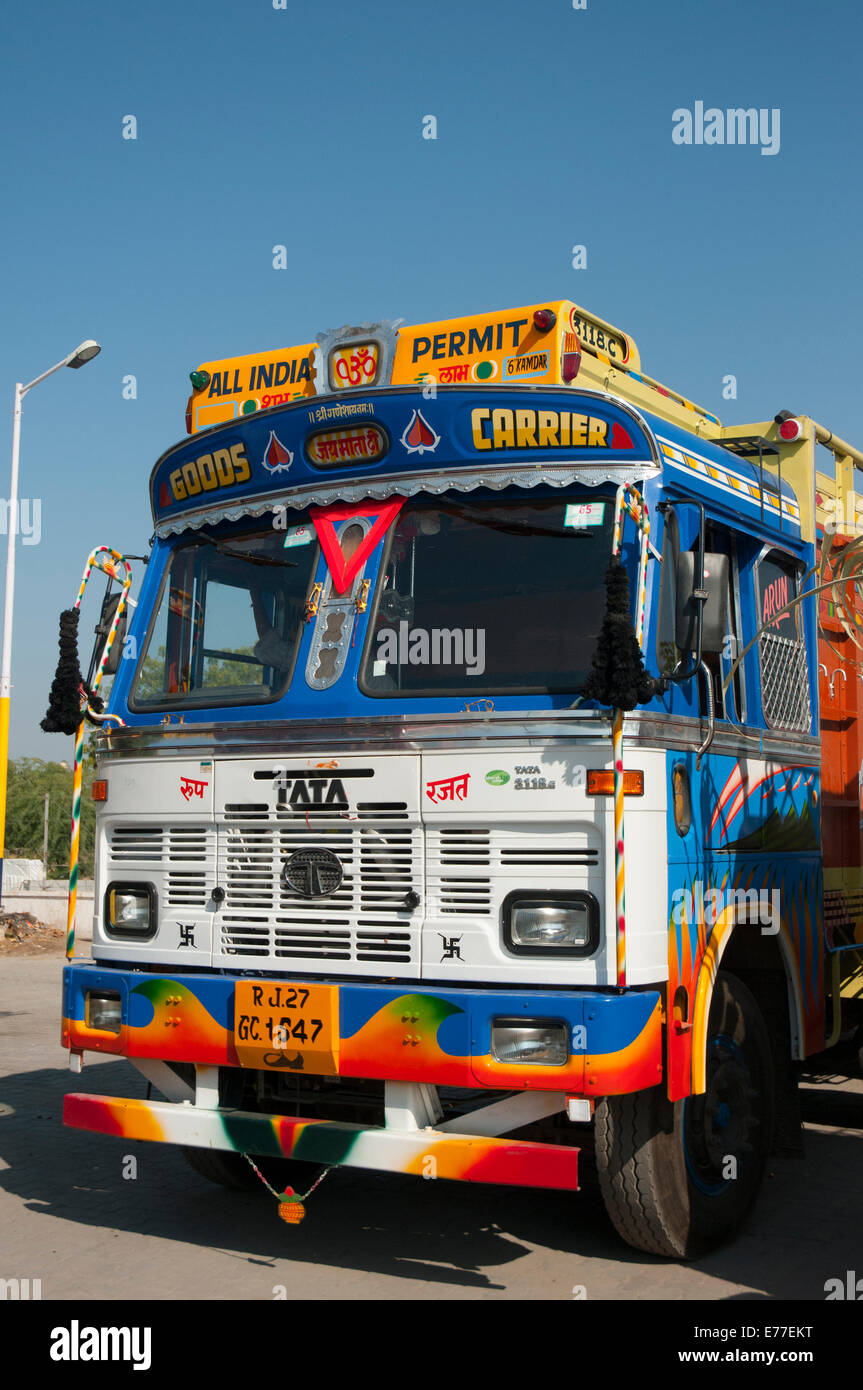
[131,522,319,708]
[361,494,614,695]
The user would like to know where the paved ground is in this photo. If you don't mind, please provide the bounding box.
[1,953,861,1301]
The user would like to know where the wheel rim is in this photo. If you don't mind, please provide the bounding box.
[683,1033,760,1197]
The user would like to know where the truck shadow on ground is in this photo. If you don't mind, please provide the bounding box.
[1,1057,860,1297]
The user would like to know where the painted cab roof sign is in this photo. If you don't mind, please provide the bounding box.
[150,387,660,534]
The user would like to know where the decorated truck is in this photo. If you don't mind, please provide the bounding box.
[52,300,863,1257]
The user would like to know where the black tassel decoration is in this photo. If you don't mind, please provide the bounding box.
[40,609,86,735]
[580,558,657,710]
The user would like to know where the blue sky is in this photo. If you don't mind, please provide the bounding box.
[1,0,861,756]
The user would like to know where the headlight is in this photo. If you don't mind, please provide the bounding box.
[105,883,157,939]
[492,1019,568,1065]
[86,991,122,1032]
[502,892,598,958]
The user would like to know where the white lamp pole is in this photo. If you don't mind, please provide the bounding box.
[0,340,101,901]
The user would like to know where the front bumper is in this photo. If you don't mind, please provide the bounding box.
[62,963,662,1095]
[63,1093,581,1191]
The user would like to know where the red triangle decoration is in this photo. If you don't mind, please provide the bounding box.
[310,497,406,595]
[159,481,170,507]
[610,422,634,450]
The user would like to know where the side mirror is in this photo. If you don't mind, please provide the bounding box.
[93,591,127,677]
[676,552,729,654]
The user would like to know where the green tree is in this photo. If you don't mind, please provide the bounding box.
[135,642,263,698]
[5,756,97,879]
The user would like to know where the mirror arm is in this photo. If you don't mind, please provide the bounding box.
[85,578,114,688]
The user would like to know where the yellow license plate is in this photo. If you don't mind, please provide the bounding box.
[234,981,339,1076]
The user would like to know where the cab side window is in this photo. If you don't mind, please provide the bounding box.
[656,508,681,677]
[699,522,744,722]
[756,549,811,732]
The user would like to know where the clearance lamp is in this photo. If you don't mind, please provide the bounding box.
[533,308,557,332]
[774,409,803,442]
[0,338,102,902]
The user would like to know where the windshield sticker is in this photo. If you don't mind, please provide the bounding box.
[564,502,606,528]
[283,525,313,548]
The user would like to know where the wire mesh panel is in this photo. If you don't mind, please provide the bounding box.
[759,631,812,732]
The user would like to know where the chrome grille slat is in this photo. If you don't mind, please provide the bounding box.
[427,824,600,916]
[216,801,421,968]
[107,824,213,907]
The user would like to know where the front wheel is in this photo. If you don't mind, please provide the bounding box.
[595,971,775,1258]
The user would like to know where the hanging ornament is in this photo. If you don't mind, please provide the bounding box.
[243,1154,332,1226]
[277,1188,306,1224]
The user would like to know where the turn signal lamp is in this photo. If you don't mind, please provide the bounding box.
[561,332,582,383]
[533,308,557,332]
[672,764,692,836]
[586,770,644,795]
[91,780,107,802]
[189,369,210,392]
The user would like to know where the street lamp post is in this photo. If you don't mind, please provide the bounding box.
[0,340,101,902]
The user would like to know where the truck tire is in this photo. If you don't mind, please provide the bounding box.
[182,1147,323,1195]
[595,971,775,1258]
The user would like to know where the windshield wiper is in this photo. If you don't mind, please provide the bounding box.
[445,503,588,539]
[197,529,299,567]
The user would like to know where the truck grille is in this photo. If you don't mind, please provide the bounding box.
[107,824,212,907]
[216,803,422,968]
[426,824,600,916]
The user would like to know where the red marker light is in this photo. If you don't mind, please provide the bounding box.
[533,308,557,332]
[778,417,803,442]
[185,396,193,434]
[561,332,582,383]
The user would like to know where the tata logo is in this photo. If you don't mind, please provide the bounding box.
[281,848,345,898]
[276,777,349,811]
